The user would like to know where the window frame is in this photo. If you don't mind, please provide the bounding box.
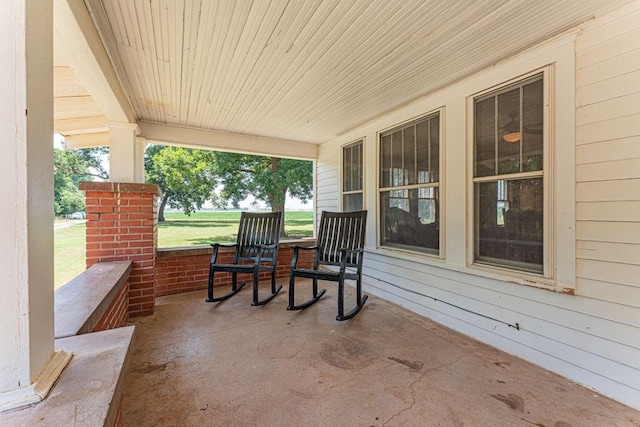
[468,67,553,279]
[377,109,445,258]
[340,138,365,212]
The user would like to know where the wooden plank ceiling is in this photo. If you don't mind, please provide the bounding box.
[71,0,631,145]
[54,66,109,147]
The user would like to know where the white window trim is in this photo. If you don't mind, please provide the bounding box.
[464,37,576,292]
[334,31,576,292]
[375,108,446,259]
[339,138,365,212]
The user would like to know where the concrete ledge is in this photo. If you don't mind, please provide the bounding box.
[156,238,316,258]
[0,327,135,427]
[55,261,133,339]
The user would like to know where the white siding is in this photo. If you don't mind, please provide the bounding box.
[575,2,640,317]
[316,1,640,409]
[315,142,339,226]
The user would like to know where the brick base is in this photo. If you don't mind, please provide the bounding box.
[80,182,160,318]
[93,279,129,332]
[155,242,315,297]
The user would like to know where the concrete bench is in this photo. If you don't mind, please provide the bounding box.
[0,262,135,426]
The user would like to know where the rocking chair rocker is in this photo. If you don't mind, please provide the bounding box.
[287,210,368,321]
[205,211,282,306]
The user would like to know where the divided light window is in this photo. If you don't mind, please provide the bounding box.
[473,74,544,273]
[343,140,363,211]
[380,113,440,255]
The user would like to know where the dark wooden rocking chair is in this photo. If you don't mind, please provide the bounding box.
[287,210,367,321]
[205,211,282,306]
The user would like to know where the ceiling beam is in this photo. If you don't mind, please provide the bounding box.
[63,132,109,149]
[138,122,318,161]
[54,116,108,134]
[54,0,135,123]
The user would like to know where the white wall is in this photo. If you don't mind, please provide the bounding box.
[317,1,640,409]
[316,142,339,224]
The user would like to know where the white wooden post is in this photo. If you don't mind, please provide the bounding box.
[0,0,71,411]
[108,121,143,183]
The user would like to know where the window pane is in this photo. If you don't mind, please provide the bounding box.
[497,88,521,175]
[343,193,363,212]
[416,121,429,184]
[343,145,352,192]
[381,187,439,254]
[355,142,363,190]
[404,126,416,185]
[475,178,543,273]
[392,131,403,187]
[429,117,440,182]
[523,78,543,172]
[475,97,495,177]
[381,134,391,187]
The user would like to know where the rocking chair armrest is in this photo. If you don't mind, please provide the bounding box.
[290,245,318,268]
[338,247,364,272]
[291,245,318,251]
[252,243,278,266]
[210,242,239,263]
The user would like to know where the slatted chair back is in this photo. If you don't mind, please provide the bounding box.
[316,210,367,268]
[206,211,283,306]
[235,212,282,264]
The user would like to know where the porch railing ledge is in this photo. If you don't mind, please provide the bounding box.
[156,238,317,258]
[0,327,134,427]
[54,261,133,339]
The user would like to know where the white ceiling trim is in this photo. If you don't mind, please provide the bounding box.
[138,121,318,161]
[54,0,135,123]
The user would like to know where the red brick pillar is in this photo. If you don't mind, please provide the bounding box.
[79,182,160,317]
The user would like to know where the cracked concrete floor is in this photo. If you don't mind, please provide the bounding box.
[123,281,640,426]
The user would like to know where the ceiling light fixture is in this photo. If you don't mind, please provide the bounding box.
[502,113,521,143]
[503,131,521,143]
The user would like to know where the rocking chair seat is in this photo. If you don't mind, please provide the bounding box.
[205,212,282,306]
[287,210,368,321]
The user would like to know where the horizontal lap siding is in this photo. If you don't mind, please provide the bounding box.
[575,2,640,311]
[313,1,640,409]
[316,142,339,225]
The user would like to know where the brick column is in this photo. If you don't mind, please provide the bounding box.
[79,182,160,317]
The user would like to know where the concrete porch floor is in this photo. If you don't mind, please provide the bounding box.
[123,281,640,426]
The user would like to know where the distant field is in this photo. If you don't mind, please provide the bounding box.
[54,210,314,288]
[158,210,313,247]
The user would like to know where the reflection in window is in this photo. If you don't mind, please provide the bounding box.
[342,140,363,211]
[473,74,544,273]
[379,113,440,255]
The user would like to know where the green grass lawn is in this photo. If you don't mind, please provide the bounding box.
[54,210,314,288]
[54,221,87,290]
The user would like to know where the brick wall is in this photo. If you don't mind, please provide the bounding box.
[92,278,129,332]
[155,242,315,297]
[80,182,160,317]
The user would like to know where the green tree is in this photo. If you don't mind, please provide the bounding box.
[145,145,220,221]
[54,147,108,216]
[144,146,313,234]
[214,153,313,235]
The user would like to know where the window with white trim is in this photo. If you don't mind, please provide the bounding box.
[342,140,363,211]
[473,73,544,273]
[380,113,440,255]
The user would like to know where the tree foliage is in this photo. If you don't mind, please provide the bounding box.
[145,145,220,221]
[215,153,313,212]
[54,147,108,216]
[144,146,314,234]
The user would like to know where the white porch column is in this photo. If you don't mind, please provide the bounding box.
[135,136,148,183]
[108,121,143,183]
[0,0,70,411]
